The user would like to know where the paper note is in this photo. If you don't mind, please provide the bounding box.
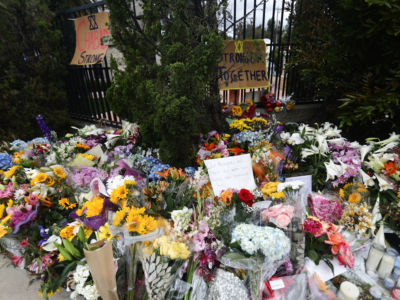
[204,154,256,196]
[269,279,285,290]
[304,257,347,282]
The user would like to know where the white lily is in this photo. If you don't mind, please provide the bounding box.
[324,160,346,181]
[375,141,398,154]
[374,132,400,146]
[359,144,372,162]
[328,137,346,147]
[287,133,305,145]
[280,132,290,142]
[41,235,62,252]
[316,134,329,154]
[374,174,394,191]
[359,169,375,187]
[301,145,323,160]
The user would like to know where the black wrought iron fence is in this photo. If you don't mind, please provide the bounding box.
[58,1,121,127]
[220,0,317,104]
[59,0,317,125]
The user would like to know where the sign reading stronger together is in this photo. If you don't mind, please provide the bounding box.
[218,40,270,90]
[70,12,110,65]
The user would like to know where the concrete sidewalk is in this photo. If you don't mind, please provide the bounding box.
[0,255,70,300]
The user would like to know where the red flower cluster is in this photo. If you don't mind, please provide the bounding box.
[238,189,254,207]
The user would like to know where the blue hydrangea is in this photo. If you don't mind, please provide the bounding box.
[0,153,13,171]
[184,167,196,177]
[10,139,28,152]
[149,163,170,181]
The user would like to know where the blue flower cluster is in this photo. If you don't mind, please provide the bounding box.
[28,137,49,144]
[232,131,270,147]
[0,153,13,171]
[184,167,196,177]
[10,140,28,152]
[148,163,171,181]
[129,153,171,181]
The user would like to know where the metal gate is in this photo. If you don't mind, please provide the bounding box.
[59,1,121,127]
[59,0,316,125]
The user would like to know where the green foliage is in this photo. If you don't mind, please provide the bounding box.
[106,0,226,166]
[0,0,71,141]
[288,0,400,139]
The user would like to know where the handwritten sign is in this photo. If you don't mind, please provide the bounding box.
[70,12,110,65]
[218,40,270,90]
[204,154,256,196]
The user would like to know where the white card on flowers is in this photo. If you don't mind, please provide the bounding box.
[205,154,256,196]
[285,174,312,200]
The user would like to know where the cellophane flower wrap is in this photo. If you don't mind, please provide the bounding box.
[221,223,291,300]
[139,235,190,300]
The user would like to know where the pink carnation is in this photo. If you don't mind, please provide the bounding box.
[308,194,342,223]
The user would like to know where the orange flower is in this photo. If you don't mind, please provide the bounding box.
[228,147,245,155]
[324,232,345,255]
[39,196,52,207]
[204,143,216,151]
[384,161,399,176]
[348,192,361,203]
[219,189,233,206]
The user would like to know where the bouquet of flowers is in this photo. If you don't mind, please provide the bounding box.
[303,216,354,270]
[222,223,291,299]
[140,235,190,300]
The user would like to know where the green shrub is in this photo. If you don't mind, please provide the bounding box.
[0,0,71,141]
[106,0,226,167]
[288,0,400,139]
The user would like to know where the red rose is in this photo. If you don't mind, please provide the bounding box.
[238,189,254,207]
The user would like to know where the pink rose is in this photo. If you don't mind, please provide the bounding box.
[262,204,295,229]
[275,214,292,229]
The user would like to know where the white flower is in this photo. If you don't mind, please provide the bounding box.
[316,134,329,154]
[277,181,304,192]
[24,168,39,180]
[41,235,62,252]
[301,145,323,160]
[280,132,290,142]
[359,145,372,162]
[171,207,193,233]
[328,138,346,147]
[322,123,342,138]
[359,169,375,187]
[14,189,26,201]
[324,160,346,181]
[287,133,305,145]
[375,141,398,154]
[374,174,394,191]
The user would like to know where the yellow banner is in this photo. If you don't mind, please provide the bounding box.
[218,40,270,90]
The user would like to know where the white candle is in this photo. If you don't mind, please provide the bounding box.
[337,281,359,300]
[366,244,385,272]
[378,252,396,279]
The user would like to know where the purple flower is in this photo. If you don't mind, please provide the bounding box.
[36,115,52,141]
[71,167,108,187]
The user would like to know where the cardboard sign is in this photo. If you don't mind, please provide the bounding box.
[204,154,256,196]
[218,40,270,90]
[70,12,110,65]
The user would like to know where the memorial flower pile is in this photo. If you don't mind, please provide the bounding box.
[0,116,399,299]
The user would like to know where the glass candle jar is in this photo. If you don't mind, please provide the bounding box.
[383,277,395,290]
[393,268,400,281]
[366,244,385,272]
[378,250,397,279]
[369,286,382,299]
[337,281,359,300]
